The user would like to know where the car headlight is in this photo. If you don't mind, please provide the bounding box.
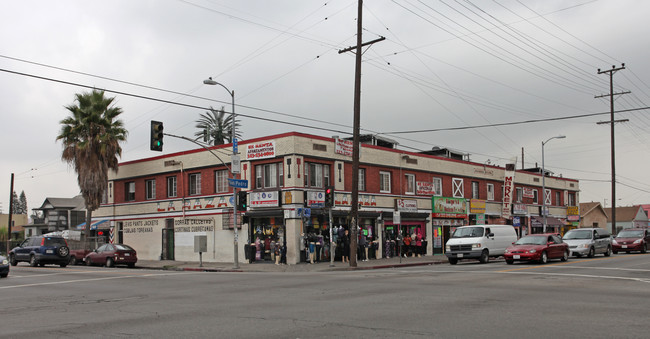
[445,245,450,252]
[633,239,641,244]
[528,249,537,253]
[612,239,618,244]
[579,243,590,248]
[505,249,511,253]
[2,259,7,265]
[471,243,482,249]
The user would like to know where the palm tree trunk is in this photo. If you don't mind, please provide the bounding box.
[85,207,92,250]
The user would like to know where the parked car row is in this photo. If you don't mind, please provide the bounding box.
[446,225,649,265]
[5,235,137,276]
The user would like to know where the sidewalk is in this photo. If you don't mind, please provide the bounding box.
[136,254,449,273]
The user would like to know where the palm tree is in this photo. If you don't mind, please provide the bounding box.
[194,106,241,146]
[57,89,127,248]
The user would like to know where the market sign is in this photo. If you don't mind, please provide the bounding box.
[469,199,486,214]
[502,164,516,219]
[416,181,434,195]
[245,140,275,160]
[432,196,467,219]
[395,198,418,213]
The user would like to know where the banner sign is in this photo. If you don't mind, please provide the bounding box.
[395,199,418,212]
[513,203,527,215]
[470,199,486,214]
[416,181,435,195]
[334,138,353,157]
[245,141,275,160]
[502,165,516,219]
[250,191,280,207]
[432,196,467,219]
[523,187,535,198]
[306,191,325,208]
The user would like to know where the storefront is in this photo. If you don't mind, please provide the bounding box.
[432,197,468,254]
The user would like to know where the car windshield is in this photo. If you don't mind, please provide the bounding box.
[114,244,134,251]
[514,236,546,245]
[616,230,643,238]
[563,230,592,240]
[43,237,67,246]
[451,227,484,238]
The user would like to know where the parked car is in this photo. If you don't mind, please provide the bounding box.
[1,255,9,278]
[445,225,518,264]
[612,228,650,254]
[504,234,569,264]
[9,235,70,267]
[69,249,92,265]
[563,227,612,258]
[84,244,137,268]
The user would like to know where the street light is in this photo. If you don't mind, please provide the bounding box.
[541,135,566,233]
[203,77,239,269]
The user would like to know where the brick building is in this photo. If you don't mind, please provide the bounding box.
[93,132,580,264]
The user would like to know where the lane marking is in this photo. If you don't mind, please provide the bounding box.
[0,271,198,290]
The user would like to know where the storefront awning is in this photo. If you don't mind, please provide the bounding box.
[76,219,110,230]
[531,215,564,227]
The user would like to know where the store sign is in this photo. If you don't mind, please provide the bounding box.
[523,187,535,198]
[395,199,418,212]
[513,203,527,215]
[470,199,486,214]
[416,181,434,195]
[250,191,280,207]
[567,206,579,216]
[245,141,275,160]
[432,196,467,219]
[306,191,325,208]
[502,165,516,219]
[334,138,353,157]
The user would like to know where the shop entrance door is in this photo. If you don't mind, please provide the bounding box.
[161,218,174,260]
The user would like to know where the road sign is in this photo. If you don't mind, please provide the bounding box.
[228,178,248,188]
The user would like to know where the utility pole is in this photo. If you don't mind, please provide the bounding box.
[6,173,14,254]
[338,0,384,267]
[596,64,629,235]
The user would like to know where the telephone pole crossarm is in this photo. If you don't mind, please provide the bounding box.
[338,36,385,54]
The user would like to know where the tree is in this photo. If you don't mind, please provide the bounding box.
[57,89,127,248]
[19,191,27,215]
[11,191,19,214]
[193,106,241,146]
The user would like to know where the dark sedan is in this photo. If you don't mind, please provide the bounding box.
[84,244,137,268]
[505,234,569,264]
[1,255,9,278]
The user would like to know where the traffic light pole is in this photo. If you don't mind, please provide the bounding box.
[329,206,334,267]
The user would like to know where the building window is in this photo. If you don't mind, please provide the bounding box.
[167,176,177,198]
[532,189,539,204]
[433,177,442,196]
[380,171,391,193]
[125,182,135,201]
[215,170,229,193]
[358,168,366,192]
[305,163,330,188]
[516,187,523,202]
[145,179,156,200]
[555,191,561,206]
[256,163,283,189]
[189,173,201,196]
[487,183,494,201]
[405,174,415,195]
[471,181,479,199]
[568,193,576,206]
[452,178,464,198]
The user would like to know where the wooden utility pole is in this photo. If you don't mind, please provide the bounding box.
[596,64,629,234]
[338,0,384,267]
[6,173,14,253]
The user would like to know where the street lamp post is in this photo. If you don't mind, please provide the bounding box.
[203,77,239,269]
[541,135,566,233]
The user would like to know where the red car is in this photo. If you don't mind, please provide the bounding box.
[84,244,137,268]
[505,234,569,264]
[612,228,650,254]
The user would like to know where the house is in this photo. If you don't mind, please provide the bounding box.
[23,196,86,237]
[604,205,649,234]
[579,202,608,231]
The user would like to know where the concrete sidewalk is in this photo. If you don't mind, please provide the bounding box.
[136,254,449,273]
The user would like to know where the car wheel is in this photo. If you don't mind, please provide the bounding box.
[57,246,70,258]
[29,255,38,267]
[448,258,458,265]
[604,246,612,257]
[540,251,548,264]
[479,250,489,264]
[60,262,67,268]
[587,247,595,258]
[506,259,514,265]
[69,256,77,265]
[642,244,647,254]
[9,254,17,266]
[85,258,92,266]
[0,273,7,278]
[561,250,569,262]
[106,258,114,268]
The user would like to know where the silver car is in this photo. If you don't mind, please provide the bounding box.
[563,227,612,258]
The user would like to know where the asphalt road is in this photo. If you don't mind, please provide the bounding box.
[1,253,649,338]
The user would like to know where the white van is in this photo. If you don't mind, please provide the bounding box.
[445,225,517,264]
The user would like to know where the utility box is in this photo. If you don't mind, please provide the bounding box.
[194,235,207,253]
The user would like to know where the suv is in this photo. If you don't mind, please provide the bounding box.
[563,227,612,258]
[9,235,70,267]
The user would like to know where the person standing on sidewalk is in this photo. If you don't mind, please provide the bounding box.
[342,229,350,263]
[416,233,423,257]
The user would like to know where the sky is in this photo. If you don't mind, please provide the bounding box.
[1,0,649,216]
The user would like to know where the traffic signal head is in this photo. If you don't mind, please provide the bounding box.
[237,191,247,210]
[324,186,334,207]
[150,120,164,151]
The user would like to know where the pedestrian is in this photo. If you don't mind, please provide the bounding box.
[342,229,350,263]
[403,233,412,257]
[416,233,423,257]
[359,233,367,261]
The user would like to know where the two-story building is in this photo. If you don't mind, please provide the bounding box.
[93,132,579,264]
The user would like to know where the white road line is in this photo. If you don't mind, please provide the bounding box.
[0,272,195,290]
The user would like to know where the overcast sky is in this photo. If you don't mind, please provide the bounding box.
[2,0,649,215]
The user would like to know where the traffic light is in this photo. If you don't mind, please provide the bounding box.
[237,191,247,210]
[150,120,164,151]
[324,186,334,208]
